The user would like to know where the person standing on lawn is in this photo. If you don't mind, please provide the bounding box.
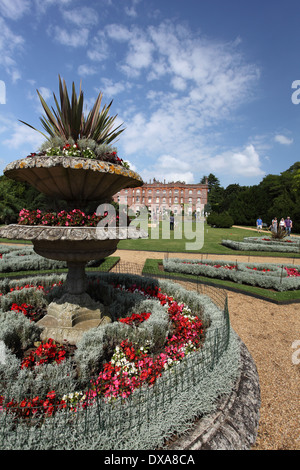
[285,216,292,236]
[256,217,263,233]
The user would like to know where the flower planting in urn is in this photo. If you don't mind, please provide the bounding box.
[0,76,147,344]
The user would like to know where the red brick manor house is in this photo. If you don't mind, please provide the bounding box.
[112,178,208,218]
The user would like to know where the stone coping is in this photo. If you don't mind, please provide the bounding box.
[4,155,143,182]
[0,224,148,241]
[167,338,261,450]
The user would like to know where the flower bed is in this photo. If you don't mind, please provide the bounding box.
[35,143,129,168]
[163,258,300,291]
[222,236,300,253]
[0,271,239,450]
[17,208,130,227]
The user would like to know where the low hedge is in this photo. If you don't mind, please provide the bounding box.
[222,238,300,254]
[163,257,300,291]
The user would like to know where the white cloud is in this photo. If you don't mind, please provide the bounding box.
[135,144,264,185]
[87,31,109,62]
[100,78,129,97]
[78,64,97,77]
[139,154,195,184]
[274,134,293,145]
[0,17,24,81]
[3,122,45,151]
[0,0,30,20]
[105,24,154,76]
[50,26,89,47]
[34,0,72,15]
[106,24,133,42]
[124,0,140,17]
[38,87,52,100]
[203,145,265,178]
[61,6,98,27]
[87,50,107,62]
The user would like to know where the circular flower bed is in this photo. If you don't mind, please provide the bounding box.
[0,271,239,450]
[0,275,206,414]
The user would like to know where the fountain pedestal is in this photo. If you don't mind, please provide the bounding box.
[38,292,111,344]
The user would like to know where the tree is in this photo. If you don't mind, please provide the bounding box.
[201,173,224,212]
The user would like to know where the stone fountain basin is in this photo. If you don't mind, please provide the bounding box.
[3,155,143,203]
[0,224,148,262]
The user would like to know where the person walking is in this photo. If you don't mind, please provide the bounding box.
[285,216,293,236]
[256,217,263,233]
[279,218,285,232]
[170,214,174,230]
[271,217,278,233]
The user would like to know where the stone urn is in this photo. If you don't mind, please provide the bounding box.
[0,155,147,343]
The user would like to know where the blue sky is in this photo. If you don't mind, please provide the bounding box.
[1,0,300,188]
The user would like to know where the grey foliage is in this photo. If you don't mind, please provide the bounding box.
[163,257,300,291]
[222,237,300,253]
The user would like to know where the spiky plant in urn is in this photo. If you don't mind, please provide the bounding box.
[0,76,147,344]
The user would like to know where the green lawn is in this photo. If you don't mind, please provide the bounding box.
[118,223,300,258]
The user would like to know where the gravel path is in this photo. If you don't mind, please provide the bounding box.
[114,249,300,451]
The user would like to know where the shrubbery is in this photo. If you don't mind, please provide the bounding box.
[207,212,234,228]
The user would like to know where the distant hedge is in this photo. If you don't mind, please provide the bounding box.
[207,212,234,228]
